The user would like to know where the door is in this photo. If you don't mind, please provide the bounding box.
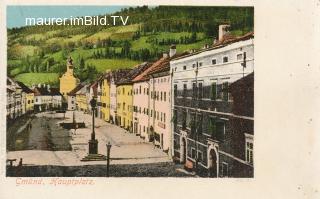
[209,149,218,177]
[181,138,187,163]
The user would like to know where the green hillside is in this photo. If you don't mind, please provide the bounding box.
[7,6,253,86]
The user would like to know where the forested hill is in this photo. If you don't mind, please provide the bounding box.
[7,6,253,86]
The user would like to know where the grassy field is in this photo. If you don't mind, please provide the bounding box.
[14,73,60,86]
[86,58,139,72]
[9,44,39,58]
[84,24,139,43]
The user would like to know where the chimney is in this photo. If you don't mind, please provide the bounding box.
[203,44,209,49]
[218,24,230,41]
[163,52,169,58]
[213,37,217,45]
[38,83,41,88]
[189,49,196,53]
[169,45,176,57]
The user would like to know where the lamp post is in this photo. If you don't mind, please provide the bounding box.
[88,97,98,154]
[106,142,112,177]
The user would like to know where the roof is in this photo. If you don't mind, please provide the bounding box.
[214,31,254,47]
[172,31,254,61]
[90,81,98,97]
[76,84,89,95]
[67,84,84,96]
[16,81,34,93]
[33,86,62,96]
[147,52,190,76]
[33,87,50,96]
[117,62,151,85]
[49,88,62,96]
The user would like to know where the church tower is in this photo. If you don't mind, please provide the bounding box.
[59,57,79,100]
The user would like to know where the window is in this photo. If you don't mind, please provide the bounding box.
[237,53,243,61]
[192,82,197,99]
[211,82,217,100]
[197,151,203,162]
[212,59,217,65]
[222,82,229,101]
[209,118,225,141]
[191,148,196,159]
[122,88,125,95]
[192,63,196,68]
[221,162,229,177]
[160,92,163,101]
[217,84,223,99]
[199,62,203,67]
[164,92,166,101]
[183,84,187,97]
[198,82,203,99]
[183,65,187,70]
[216,121,225,141]
[139,86,141,94]
[223,56,228,63]
[164,113,166,123]
[174,84,177,98]
[182,111,187,130]
[245,134,254,164]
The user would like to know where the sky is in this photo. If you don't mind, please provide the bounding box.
[7,6,131,28]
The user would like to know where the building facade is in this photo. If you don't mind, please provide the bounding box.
[59,57,80,101]
[148,67,172,153]
[16,81,34,114]
[7,77,22,120]
[171,30,254,177]
[75,84,89,113]
[67,84,84,110]
[100,74,111,122]
[116,63,151,131]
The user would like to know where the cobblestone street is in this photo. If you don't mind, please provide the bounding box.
[7,111,190,177]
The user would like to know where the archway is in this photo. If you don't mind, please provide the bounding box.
[207,143,219,177]
[208,149,218,177]
[180,138,187,163]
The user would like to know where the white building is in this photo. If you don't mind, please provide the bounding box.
[171,28,254,177]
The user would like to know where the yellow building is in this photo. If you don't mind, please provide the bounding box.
[75,85,88,113]
[25,92,34,112]
[115,62,151,132]
[59,57,79,100]
[16,81,34,113]
[116,84,133,131]
[100,75,111,122]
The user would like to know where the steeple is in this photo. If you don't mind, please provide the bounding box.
[67,56,74,74]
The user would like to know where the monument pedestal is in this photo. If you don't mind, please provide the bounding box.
[81,139,106,161]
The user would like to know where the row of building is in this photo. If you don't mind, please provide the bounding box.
[6,77,63,122]
[59,25,254,177]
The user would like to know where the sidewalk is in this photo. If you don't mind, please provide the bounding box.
[7,111,171,166]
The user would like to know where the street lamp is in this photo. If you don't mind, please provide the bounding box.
[106,142,112,177]
[88,97,98,154]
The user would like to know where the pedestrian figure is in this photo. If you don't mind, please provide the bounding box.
[18,158,23,167]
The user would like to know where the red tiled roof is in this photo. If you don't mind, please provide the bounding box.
[147,51,190,76]
[172,32,254,61]
[214,31,254,47]
[67,84,84,96]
